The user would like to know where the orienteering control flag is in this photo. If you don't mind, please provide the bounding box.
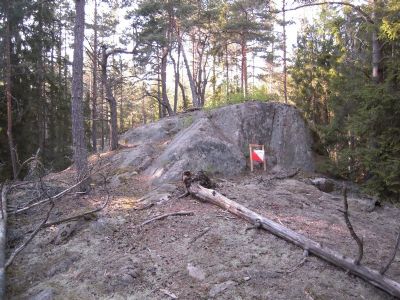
[252,149,264,163]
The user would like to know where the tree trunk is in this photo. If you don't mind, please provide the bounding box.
[37,3,46,155]
[71,0,88,181]
[119,58,124,130]
[161,45,173,116]
[179,82,187,110]
[141,96,147,124]
[4,1,17,179]
[177,34,200,108]
[157,51,162,119]
[241,35,248,98]
[282,0,288,103]
[91,0,98,152]
[225,42,230,101]
[185,181,400,298]
[371,0,382,83]
[101,46,118,151]
[0,185,8,299]
[170,44,180,114]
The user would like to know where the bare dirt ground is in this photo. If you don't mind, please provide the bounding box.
[6,157,400,300]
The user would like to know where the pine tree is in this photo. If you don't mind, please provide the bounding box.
[71,0,88,181]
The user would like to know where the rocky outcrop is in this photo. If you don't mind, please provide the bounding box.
[120,101,314,185]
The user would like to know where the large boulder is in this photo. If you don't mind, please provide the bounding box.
[142,101,314,184]
[144,118,246,184]
[207,101,314,171]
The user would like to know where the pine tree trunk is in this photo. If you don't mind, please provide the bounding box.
[37,3,46,155]
[141,97,147,124]
[282,0,288,103]
[371,21,382,83]
[91,0,98,152]
[119,58,124,130]
[170,43,180,114]
[71,0,88,181]
[241,35,248,98]
[179,82,187,110]
[225,42,230,101]
[178,35,200,107]
[5,1,17,179]
[161,45,173,116]
[157,51,162,118]
[101,46,118,151]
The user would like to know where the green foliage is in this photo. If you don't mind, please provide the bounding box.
[291,5,400,201]
[205,85,278,110]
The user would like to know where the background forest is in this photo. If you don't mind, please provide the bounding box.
[0,0,399,200]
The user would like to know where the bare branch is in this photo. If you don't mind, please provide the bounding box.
[342,184,364,265]
[276,2,374,24]
[138,211,194,228]
[44,174,111,228]
[380,230,400,275]
[5,201,54,269]
[14,163,110,215]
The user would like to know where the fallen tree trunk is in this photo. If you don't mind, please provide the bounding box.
[0,184,9,299]
[186,181,400,298]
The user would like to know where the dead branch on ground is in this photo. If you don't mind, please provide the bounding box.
[188,227,211,247]
[138,211,194,228]
[14,163,110,214]
[44,173,111,228]
[342,184,364,265]
[380,229,400,275]
[5,201,54,269]
[183,171,400,298]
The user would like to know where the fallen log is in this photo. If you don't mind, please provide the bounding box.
[185,179,400,298]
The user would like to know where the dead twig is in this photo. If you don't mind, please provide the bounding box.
[15,148,42,179]
[342,184,363,265]
[138,211,194,227]
[277,250,309,274]
[380,229,400,275]
[43,196,109,228]
[5,201,54,269]
[188,227,211,246]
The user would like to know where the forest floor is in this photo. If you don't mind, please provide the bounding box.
[5,152,400,300]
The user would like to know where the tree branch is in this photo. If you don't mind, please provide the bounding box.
[276,2,374,24]
[380,230,400,275]
[5,201,54,269]
[138,211,194,228]
[342,184,364,265]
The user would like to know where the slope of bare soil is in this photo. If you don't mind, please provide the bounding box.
[6,165,400,299]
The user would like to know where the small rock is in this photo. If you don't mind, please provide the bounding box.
[30,288,55,300]
[119,273,136,284]
[209,280,237,297]
[243,276,251,281]
[187,263,206,281]
[311,178,335,193]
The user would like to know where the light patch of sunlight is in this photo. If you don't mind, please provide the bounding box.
[111,196,138,210]
[152,168,164,179]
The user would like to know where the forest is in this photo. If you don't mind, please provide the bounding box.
[1,1,400,299]
[0,0,399,200]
